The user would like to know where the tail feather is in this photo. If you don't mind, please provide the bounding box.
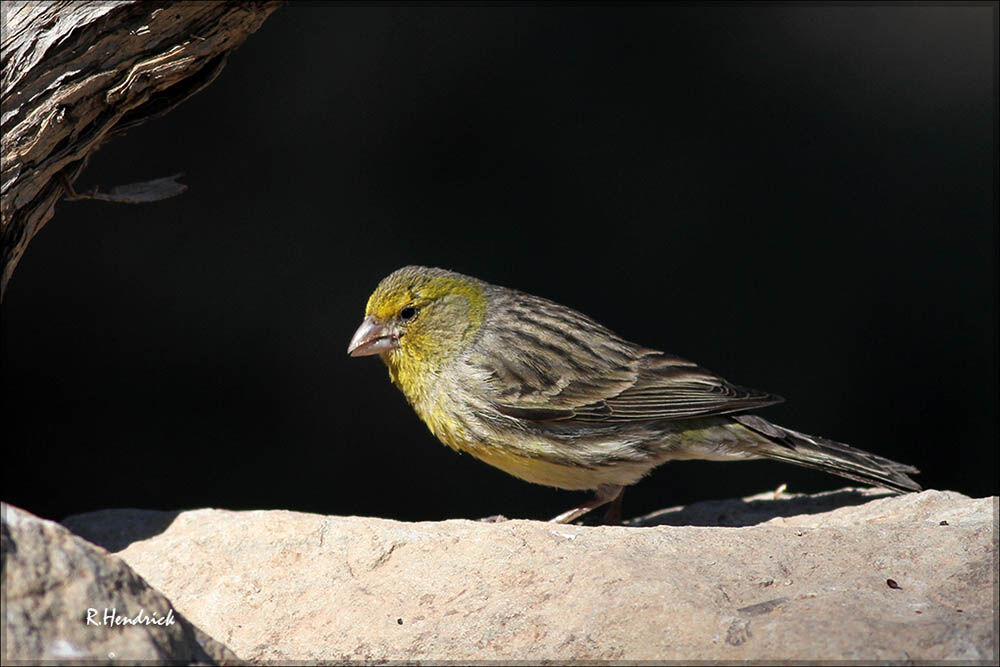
[733,414,921,493]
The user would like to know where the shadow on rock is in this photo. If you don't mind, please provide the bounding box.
[62,508,183,552]
[626,488,891,527]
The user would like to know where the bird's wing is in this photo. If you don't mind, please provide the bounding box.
[563,352,784,422]
[469,292,783,423]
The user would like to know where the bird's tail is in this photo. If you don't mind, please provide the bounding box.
[732,414,921,492]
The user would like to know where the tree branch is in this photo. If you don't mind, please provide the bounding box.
[1,0,282,299]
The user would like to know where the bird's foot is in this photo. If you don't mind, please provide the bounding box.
[549,484,624,524]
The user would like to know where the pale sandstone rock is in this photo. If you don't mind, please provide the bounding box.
[1,503,243,665]
[62,489,996,663]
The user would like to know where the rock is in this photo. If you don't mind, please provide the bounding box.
[62,489,996,662]
[1,503,243,664]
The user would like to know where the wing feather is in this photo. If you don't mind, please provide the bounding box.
[472,290,782,423]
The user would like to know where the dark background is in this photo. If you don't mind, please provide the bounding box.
[2,6,996,523]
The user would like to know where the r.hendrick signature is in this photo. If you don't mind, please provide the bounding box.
[86,607,176,627]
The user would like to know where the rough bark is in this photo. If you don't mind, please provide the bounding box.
[1,0,282,300]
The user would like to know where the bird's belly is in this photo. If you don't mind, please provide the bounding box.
[411,386,757,491]
[456,438,655,490]
[415,401,656,490]
[414,399,652,489]
[448,418,768,490]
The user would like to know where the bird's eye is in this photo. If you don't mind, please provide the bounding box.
[399,306,418,321]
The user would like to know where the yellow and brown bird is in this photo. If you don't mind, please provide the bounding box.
[348,266,920,523]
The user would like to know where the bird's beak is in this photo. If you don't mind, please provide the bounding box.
[347,316,397,357]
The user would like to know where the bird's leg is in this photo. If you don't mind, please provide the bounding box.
[601,487,625,525]
[550,485,624,524]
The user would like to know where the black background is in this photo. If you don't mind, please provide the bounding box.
[2,6,996,523]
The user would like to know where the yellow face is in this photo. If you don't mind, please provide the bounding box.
[349,266,488,388]
[365,272,485,326]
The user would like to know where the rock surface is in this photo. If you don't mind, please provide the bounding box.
[1,503,243,665]
[61,488,996,663]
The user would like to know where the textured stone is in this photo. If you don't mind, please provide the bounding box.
[62,488,997,663]
[2,503,243,664]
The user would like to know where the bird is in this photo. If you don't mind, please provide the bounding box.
[348,265,920,523]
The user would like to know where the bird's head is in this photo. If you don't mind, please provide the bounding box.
[348,266,487,374]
